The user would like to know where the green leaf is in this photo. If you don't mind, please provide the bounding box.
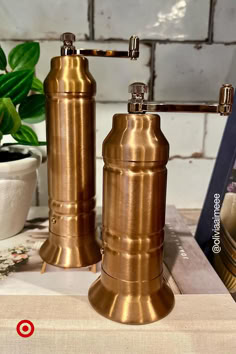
[0,130,2,141]
[8,42,40,71]
[0,98,21,134]
[0,69,34,105]
[0,46,7,71]
[19,94,45,124]
[12,124,39,145]
[32,76,44,93]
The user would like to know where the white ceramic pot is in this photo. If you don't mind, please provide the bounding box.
[0,146,42,240]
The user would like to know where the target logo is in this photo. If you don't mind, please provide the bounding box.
[16,320,35,338]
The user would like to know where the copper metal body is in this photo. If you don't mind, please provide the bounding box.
[89,81,234,324]
[89,113,175,324]
[39,54,101,267]
[39,33,139,268]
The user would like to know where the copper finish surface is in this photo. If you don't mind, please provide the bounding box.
[39,55,101,267]
[89,113,174,324]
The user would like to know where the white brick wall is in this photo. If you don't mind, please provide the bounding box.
[155,43,236,102]
[204,114,227,158]
[0,0,89,40]
[167,158,215,208]
[1,0,235,208]
[94,0,210,40]
[214,0,236,42]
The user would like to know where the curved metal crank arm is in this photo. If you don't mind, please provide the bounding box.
[60,32,139,60]
[128,83,234,116]
[78,36,139,60]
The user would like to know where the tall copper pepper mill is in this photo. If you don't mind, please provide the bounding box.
[88,82,234,324]
[39,33,139,268]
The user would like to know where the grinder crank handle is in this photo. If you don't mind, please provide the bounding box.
[127,82,234,116]
[60,32,139,60]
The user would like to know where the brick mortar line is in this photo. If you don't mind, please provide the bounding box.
[96,156,215,161]
[82,101,218,103]
[17,100,216,104]
[35,181,40,207]
[1,39,236,46]
[207,0,217,44]
[202,114,208,157]
[88,0,95,41]
[0,39,212,44]
[148,42,156,101]
[168,155,215,161]
[37,156,216,161]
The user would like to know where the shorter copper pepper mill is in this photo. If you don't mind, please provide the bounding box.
[88,82,234,325]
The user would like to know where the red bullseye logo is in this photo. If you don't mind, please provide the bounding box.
[16,320,34,338]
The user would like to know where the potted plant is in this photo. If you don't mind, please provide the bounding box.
[0,41,46,240]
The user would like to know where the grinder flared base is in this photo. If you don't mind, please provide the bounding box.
[88,268,175,325]
[39,231,101,268]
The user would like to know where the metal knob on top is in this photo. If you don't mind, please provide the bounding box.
[128,82,148,94]
[60,32,76,56]
[128,82,148,107]
[128,82,148,113]
[60,32,76,44]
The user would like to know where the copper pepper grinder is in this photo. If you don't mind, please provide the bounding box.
[88,82,234,324]
[39,33,139,268]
